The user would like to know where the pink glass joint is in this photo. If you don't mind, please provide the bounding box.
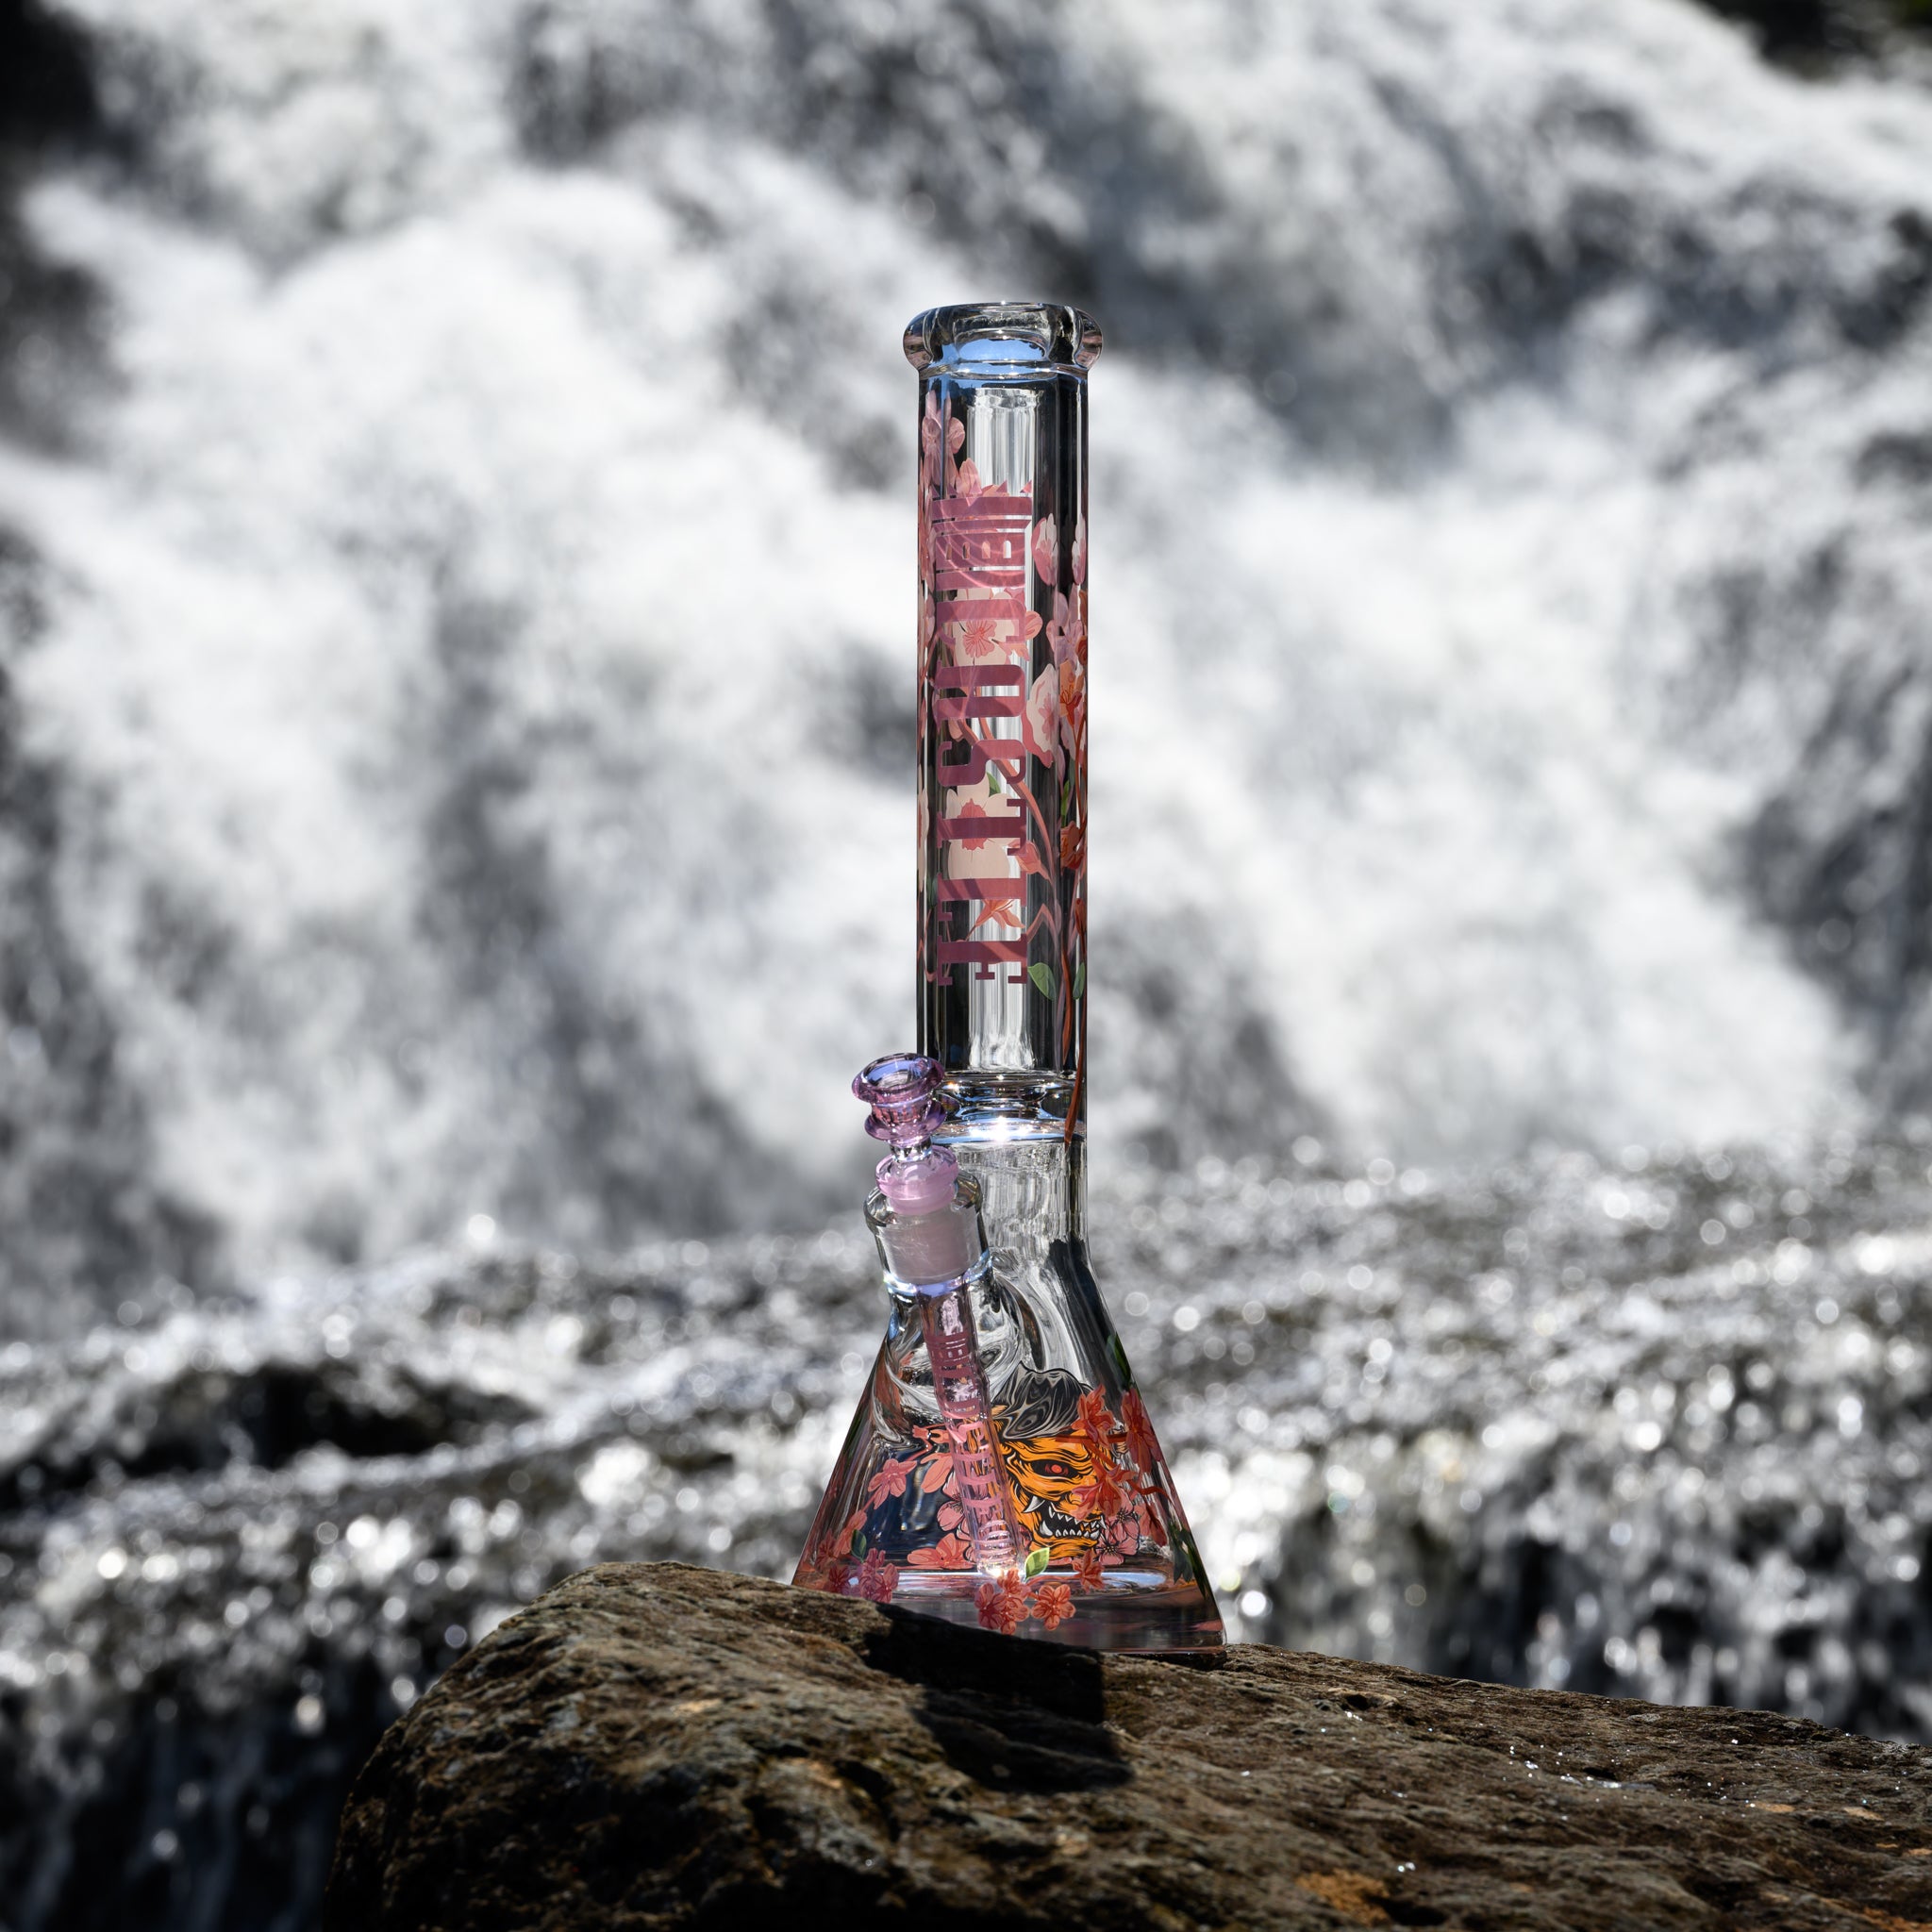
[854,1053,958,1212]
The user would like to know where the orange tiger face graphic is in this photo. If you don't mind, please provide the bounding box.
[992,1365,1109,1560]
[998,1431,1103,1558]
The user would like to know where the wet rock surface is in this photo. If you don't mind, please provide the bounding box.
[328,1561,1932,1932]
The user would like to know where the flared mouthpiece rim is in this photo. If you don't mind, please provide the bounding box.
[904,301,1102,375]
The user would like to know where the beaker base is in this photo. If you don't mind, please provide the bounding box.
[810,1565,1224,1652]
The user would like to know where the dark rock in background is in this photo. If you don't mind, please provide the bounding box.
[327,1561,1932,1932]
[1699,0,1932,67]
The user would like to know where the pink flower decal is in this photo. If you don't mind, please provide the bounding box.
[1021,666,1060,770]
[908,1529,972,1570]
[1072,515,1087,586]
[957,611,1006,659]
[956,457,983,502]
[865,1455,919,1508]
[947,775,1007,850]
[855,1550,898,1604]
[1046,591,1083,666]
[1014,841,1050,881]
[1032,1580,1075,1631]
[975,1569,1030,1635]
[1031,513,1058,588]
[1104,1496,1146,1554]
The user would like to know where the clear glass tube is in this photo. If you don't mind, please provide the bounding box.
[908,301,1098,1135]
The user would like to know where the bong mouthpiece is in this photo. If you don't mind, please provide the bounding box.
[853,1052,958,1214]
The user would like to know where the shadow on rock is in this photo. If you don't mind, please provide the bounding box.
[861,1606,1131,1794]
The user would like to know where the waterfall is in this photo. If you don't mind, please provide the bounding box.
[2,0,1926,1308]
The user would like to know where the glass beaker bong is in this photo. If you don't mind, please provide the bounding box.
[793,303,1223,1650]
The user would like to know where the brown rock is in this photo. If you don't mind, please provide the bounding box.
[325,1561,1932,1930]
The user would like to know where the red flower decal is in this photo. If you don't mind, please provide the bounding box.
[1074,1387,1117,1449]
[1121,1388,1160,1476]
[1058,661,1086,761]
[970,894,1024,934]
[1031,1579,1075,1630]
[1069,1459,1132,1524]
[820,1508,867,1568]
[955,799,995,850]
[1071,1548,1108,1592]
[1059,823,1086,874]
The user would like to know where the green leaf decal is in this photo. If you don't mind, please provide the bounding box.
[1108,1333,1133,1388]
[1073,960,1086,1000]
[1024,1545,1051,1577]
[1174,1526,1206,1586]
[1029,962,1056,1000]
[851,1529,867,1559]
[988,767,1002,794]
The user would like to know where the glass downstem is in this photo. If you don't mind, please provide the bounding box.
[918,1284,1024,1576]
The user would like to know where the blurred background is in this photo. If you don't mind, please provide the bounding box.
[3,0,1932,1924]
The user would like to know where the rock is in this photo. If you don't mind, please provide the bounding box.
[326,1562,1932,1930]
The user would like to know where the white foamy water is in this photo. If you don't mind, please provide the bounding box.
[2,0,1928,1299]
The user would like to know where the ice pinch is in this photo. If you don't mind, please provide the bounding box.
[794,304,1221,1649]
